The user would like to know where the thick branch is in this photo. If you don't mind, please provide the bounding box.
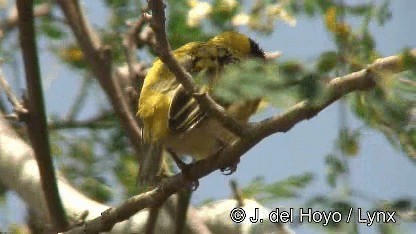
[148,0,248,137]
[0,117,219,233]
[16,0,68,231]
[65,44,416,233]
[57,0,143,152]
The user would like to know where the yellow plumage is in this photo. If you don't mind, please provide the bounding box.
[137,32,265,159]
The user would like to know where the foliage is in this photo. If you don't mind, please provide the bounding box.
[241,173,314,203]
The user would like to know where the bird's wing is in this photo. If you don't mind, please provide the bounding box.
[168,84,207,133]
[168,43,242,134]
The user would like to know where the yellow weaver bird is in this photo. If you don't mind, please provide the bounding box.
[137,32,265,172]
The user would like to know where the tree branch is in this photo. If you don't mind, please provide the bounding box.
[250,50,416,138]
[64,44,416,233]
[122,17,146,104]
[16,0,68,231]
[230,180,244,207]
[0,118,280,233]
[48,111,114,130]
[0,116,212,233]
[57,0,143,153]
[0,67,27,117]
[145,207,160,234]
[147,0,248,137]
[0,3,51,39]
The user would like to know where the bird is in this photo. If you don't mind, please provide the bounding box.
[137,31,265,176]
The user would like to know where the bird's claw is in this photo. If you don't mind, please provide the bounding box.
[167,149,200,191]
[220,165,237,175]
[220,158,240,175]
[188,179,200,191]
[180,167,200,191]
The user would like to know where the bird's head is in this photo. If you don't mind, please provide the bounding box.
[208,31,265,59]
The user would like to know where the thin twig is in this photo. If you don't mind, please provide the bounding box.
[49,111,114,130]
[64,47,416,234]
[147,0,248,137]
[0,3,51,39]
[399,78,416,87]
[0,68,27,116]
[57,0,143,153]
[65,75,92,120]
[16,0,68,231]
[230,180,244,207]
[250,50,416,138]
[122,17,145,108]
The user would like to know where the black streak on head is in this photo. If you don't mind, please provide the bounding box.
[248,38,265,60]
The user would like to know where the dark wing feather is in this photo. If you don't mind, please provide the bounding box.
[168,85,207,133]
[168,44,242,133]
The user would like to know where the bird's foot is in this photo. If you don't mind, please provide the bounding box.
[167,149,200,191]
[211,139,239,175]
[220,158,240,175]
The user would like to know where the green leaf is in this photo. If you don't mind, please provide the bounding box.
[336,128,361,156]
[214,59,300,108]
[241,176,266,199]
[377,222,399,234]
[316,51,338,73]
[81,177,112,203]
[390,199,413,211]
[298,73,321,100]
[401,49,416,72]
[279,60,305,78]
[105,0,129,8]
[325,154,347,187]
[211,0,239,29]
[376,0,391,26]
[115,155,139,197]
[0,183,7,204]
[303,0,317,16]
[265,173,314,199]
[242,173,314,203]
[40,20,66,40]
[362,30,375,54]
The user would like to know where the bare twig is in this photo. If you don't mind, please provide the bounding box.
[65,75,92,120]
[230,180,244,207]
[399,78,416,87]
[16,0,68,231]
[147,0,248,137]
[64,46,416,234]
[122,17,146,108]
[115,63,148,109]
[48,111,114,130]
[0,3,51,39]
[57,0,143,152]
[0,68,27,116]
